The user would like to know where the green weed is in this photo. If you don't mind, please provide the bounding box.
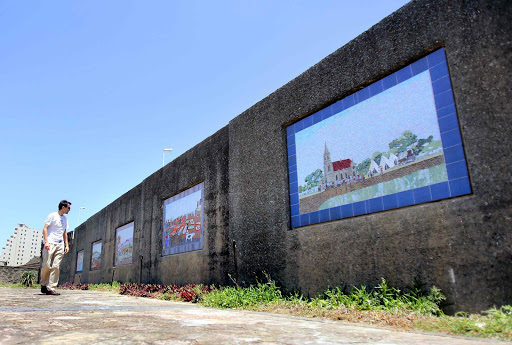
[202,278,283,309]
[416,306,512,340]
[309,278,444,316]
[88,281,121,292]
[19,271,37,287]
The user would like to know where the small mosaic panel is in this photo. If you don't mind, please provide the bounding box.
[115,222,134,266]
[287,48,470,228]
[162,182,204,255]
[76,250,84,273]
[90,241,102,270]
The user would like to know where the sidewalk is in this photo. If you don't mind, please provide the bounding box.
[0,288,509,345]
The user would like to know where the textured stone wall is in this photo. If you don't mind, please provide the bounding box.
[61,0,511,313]
[0,266,39,285]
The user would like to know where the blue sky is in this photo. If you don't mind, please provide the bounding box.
[0,0,409,251]
[296,71,441,184]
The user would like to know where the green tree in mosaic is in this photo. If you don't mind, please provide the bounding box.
[357,158,371,175]
[305,169,323,190]
[389,130,418,153]
[413,135,434,155]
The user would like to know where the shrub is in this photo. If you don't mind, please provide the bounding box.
[19,271,36,287]
[119,283,213,302]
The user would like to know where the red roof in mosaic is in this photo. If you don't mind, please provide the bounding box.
[332,159,352,171]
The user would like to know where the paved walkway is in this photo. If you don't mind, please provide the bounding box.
[0,288,509,345]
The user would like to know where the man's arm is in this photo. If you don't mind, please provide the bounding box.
[43,224,50,251]
[63,230,69,254]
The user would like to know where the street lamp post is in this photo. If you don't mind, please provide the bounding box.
[78,207,86,226]
[163,148,173,167]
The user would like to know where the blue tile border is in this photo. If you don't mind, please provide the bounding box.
[444,144,465,164]
[397,190,415,207]
[382,73,397,91]
[319,209,330,223]
[438,113,459,133]
[341,204,354,218]
[288,160,296,172]
[429,61,449,82]
[287,48,471,228]
[287,134,295,148]
[368,197,384,213]
[291,203,299,217]
[332,100,344,115]
[342,94,355,109]
[382,194,399,210]
[435,89,455,110]
[447,160,469,180]
[330,206,342,220]
[286,125,294,137]
[427,49,445,67]
[450,177,471,197]
[411,57,428,75]
[431,181,450,201]
[290,193,299,206]
[441,128,462,148]
[353,201,367,216]
[309,211,319,224]
[319,106,333,121]
[369,80,383,97]
[432,75,451,95]
[437,104,456,119]
[300,213,310,227]
[396,65,413,83]
[413,186,432,204]
[356,87,370,103]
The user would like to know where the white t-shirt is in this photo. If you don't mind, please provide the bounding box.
[44,212,68,244]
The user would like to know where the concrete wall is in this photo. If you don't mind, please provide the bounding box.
[61,0,511,313]
[0,266,38,285]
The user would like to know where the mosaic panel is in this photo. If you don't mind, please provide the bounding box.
[90,241,102,270]
[115,222,134,266]
[287,48,471,228]
[162,182,204,255]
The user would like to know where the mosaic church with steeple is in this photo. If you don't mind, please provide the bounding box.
[323,143,357,184]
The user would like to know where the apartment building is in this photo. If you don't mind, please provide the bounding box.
[0,224,42,266]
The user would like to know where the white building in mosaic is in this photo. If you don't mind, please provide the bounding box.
[0,224,43,266]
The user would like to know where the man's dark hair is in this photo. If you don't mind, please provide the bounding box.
[58,200,72,210]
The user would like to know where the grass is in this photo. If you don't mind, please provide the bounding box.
[0,282,40,289]
[199,277,511,341]
[201,278,283,309]
[202,278,444,315]
[416,306,512,340]
[88,281,121,293]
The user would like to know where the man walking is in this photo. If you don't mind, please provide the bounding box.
[40,200,71,295]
